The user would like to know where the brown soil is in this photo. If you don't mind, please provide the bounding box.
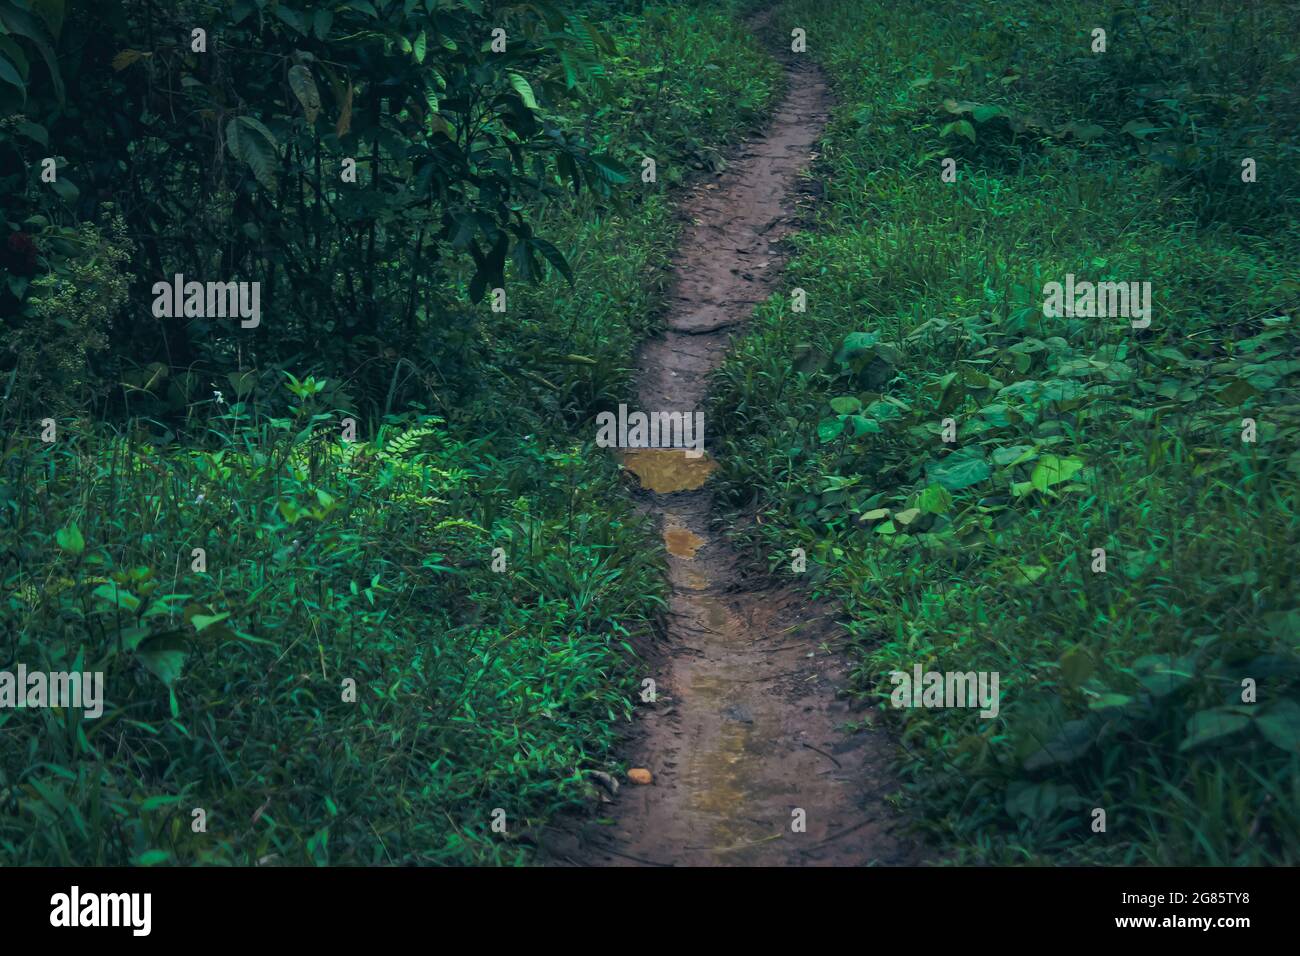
[548,12,919,867]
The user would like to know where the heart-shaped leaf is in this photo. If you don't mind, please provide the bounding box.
[56,523,84,556]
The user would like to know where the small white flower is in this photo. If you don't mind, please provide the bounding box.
[213,390,225,405]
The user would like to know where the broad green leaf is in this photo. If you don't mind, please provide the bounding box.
[1006,781,1080,821]
[1030,454,1084,492]
[926,452,990,490]
[976,403,1014,427]
[136,635,188,688]
[1179,709,1250,751]
[940,119,976,143]
[190,612,231,633]
[14,119,46,145]
[894,507,921,527]
[1040,380,1085,401]
[1059,646,1095,689]
[586,153,628,184]
[1255,699,1300,754]
[0,4,62,101]
[14,118,47,146]
[829,395,862,415]
[927,371,961,413]
[121,624,154,653]
[1007,563,1048,585]
[916,483,952,514]
[1023,718,1097,770]
[833,331,879,364]
[51,176,78,204]
[273,5,306,33]
[1134,654,1195,698]
[313,9,334,39]
[817,417,846,442]
[992,444,1035,466]
[509,73,538,110]
[0,53,24,103]
[236,114,279,149]
[1120,118,1162,139]
[848,414,880,436]
[226,116,277,191]
[1214,377,1257,406]
[92,583,139,611]
[55,522,84,555]
[32,0,65,39]
[530,238,574,286]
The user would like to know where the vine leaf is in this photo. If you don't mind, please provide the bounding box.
[509,72,538,110]
[288,64,321,124]
[225,116,278,191]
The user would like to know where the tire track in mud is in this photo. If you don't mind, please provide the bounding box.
[561,13,918,867]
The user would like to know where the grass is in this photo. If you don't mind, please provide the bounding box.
[712,0,1299,865]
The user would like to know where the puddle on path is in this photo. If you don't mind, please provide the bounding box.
[679,568,710,591]
[664,526,706,559]
[619,449,717,494]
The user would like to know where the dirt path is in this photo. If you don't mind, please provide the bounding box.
[559,14,917,867]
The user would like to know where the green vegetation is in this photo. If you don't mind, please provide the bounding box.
[1,0,777,865]
[713,0,1299,863]
[6,0,1294,869]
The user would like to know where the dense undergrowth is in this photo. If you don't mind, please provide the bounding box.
[8,0,1293,870]
[714,0,1299,864]
[1,1,778,865]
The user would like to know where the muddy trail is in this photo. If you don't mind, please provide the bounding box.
[552,14,917,867]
